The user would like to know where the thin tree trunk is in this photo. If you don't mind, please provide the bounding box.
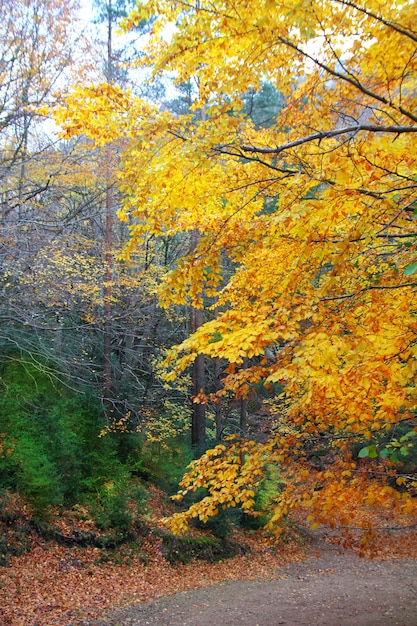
[103,0,114,416]
[214,356,223,440]
[213,307,223,440]
[239,357,248,436]
[239,397,248,437]
[190,230,205,453]
[103,176,113,413]
[191,352,206,451]
[189,82,208,453]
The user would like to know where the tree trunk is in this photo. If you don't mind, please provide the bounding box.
[190,230,205,453]
[103,177,113,414]
[239,398,248,437]
[214,356,223,440]
[103,0,114,417]
[239,358,248,436]
[191,352,206,452]
[213,306,223,440]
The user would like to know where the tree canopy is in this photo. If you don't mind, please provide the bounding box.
[50,0,417,536]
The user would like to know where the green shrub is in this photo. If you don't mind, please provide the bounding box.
[87,473,148,533]
[11,435,63,519]
[199,505,244,538]
[240,464,283,531]
[134,438,194,493]
[0,355,149,523]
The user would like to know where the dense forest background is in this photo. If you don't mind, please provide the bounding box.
[1,0,417,577]
[0,0,282,550]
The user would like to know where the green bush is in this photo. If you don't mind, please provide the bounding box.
[133,438,194,493]
[354,420,417,474]
[242,464,283,530]
[0,355,148,525]
[86,473,148,533]
[11,435,63,518]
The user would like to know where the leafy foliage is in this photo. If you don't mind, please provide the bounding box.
[8,0,417,547]
[117,0,417,537]
[87,474,147,533]
[0,355,147,526]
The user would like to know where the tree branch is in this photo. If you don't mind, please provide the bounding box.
[321,282,417,301]
[239,125,417,155]
[275,34,417,123]
[332,0,417,43]
[214,145,299,173]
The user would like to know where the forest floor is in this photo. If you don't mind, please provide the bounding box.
[1,489,417,626]
[2,529,417,626]
[76,535,417,626]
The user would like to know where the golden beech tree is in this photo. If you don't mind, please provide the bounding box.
[57,0,417,537]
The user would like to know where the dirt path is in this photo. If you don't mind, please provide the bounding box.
[74,541,417,626]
